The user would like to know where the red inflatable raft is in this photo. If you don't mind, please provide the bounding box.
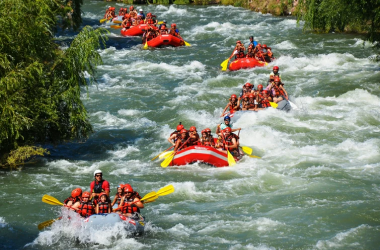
[121,24,158,37]
[169,145,239,168]
[147,34,184,47]
[229,58,267,71]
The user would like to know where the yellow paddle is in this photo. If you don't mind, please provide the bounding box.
[140,191,158,201]
[184,41,191,46]
[100,18,109,24]
[159,150,173,160]
[42,194,64,206]
[143,41,148,50]
[38,217,61,230]
[151,145,175,161]
[161,152,175,168]
[156,185,175,196]
[113,20,122,24]
[221,58,230,71]
[270,102,278,108]
[157,21,163,25]
[110,25,122,29]
[240,146,252,155]
[227,150,236,166]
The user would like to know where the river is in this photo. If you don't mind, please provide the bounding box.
[1,2,380,249]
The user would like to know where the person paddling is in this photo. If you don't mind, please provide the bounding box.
[111,184,124,211]
[216,115,241,135]
[77,191,95,218]
[90,170,110,202]
[174,129,190,151]
[168,123,185,146]
[63,188,82,211]
[229,41,245,60]
[221,94,239,117]
[120,184,144,217]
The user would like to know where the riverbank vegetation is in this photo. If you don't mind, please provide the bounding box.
[0,0,108,168]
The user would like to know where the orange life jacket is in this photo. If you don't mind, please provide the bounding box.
[78,201,94,217]
[260,97,271,108]
[146,17,155,24]
[272,84,286,97]
[235,48,245,59]
[98,202,110,214]
[121,196,140,214]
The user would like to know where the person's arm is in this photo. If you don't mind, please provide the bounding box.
[96,204,99,214]
[280,85,288,99]
[173,139,181,151]
[226,138,238,150]
[111,195,117,207]
[103,181,110,196]
[119,196,125,207]
[108,204,111,213]
[215,124,221,135]
[167,134,176,146]
[221,103,229,117]
[231,128,241,133]
[133,198,144,209]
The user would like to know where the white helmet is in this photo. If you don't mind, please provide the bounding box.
[94,169,102,177]
[139,8,143,11]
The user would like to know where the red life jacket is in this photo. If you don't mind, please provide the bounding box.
[261,98,271,108]
[236,48,245,59]
[146,17,155,24]
[139,19,144,24]
[78,201,94,217]
[121,196,140,214]
[98,202,110,214]
[273,84,286,97]
[178,137,190,149]
[229,101,238,112]
[146,31,156,41]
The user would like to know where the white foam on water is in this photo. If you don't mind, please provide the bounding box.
[91,111,157,129]
[167,223,194,237]
[315,224,371,249]
[0,217,7,228]
[118,109,142,116]
[230,244,276,250]
[107,145,140,159]
[160,5,190,18]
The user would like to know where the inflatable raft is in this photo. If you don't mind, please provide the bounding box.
[84,213,145,235]
[147,34,184,47]
[229,58,267,71]
[169,145,240,168]
[121,24,157,37]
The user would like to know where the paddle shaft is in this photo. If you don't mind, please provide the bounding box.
[151,144,175,161]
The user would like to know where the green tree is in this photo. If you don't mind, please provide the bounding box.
[0,0,108,167]
[297,0,380,49]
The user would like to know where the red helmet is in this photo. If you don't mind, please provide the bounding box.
[71,188,82,198]
[258,84,263,89]
[82,191,91,198]
[244,82,252,87]
[231,94,237,99]
[171,23,176,27]
[147,12,152,16]
[236,40,241,44]
[123,8,127,11]
[262,44,267,48]
[273,66,279,70]
[124,14,129,18]
[120,7,123,10]
[205,128,211,133]
[180,129,187,134]
[248,93,254,98]
[262,90,268,94]
[189,126,197,132]
[130,6,134,10]
[224,127,232,133]
[99,192,107,198]
[257,43,261,47]
[161,26,166,30]
[274,76,280,82]
[111,7,115,10]
[123,184,133,193]
[201,129,206,134]
[242,94,247,99]
[176,124,184,131]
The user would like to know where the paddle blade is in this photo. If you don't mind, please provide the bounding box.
[227,151,236,166]
[241,146,253,155]
[161,153,174,168]
[110,25,122,29]
[159,151,174,160]
[270,102,278,108]
[143,41,148,50]
[141,191,158,201]
[38,218,59,230]
[142,199,156,204]
[184,41,191,46]
[221,58,230,71]
[156,185,175,196]
[42,195,63,206]
[113,20,122,24]
[248,154,261,159]
[99,19,107,24]
[157,21,163,25]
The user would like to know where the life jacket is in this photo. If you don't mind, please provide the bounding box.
[121,196,140,214]
[178,137,190,150]
[146,17,155,24]
[98,201,110,214]
[267,49,273,58]
[169,29,179,37]
[201,136,213,147]
[170,131,180,143]
[241,99,250,109]
[78,201,94,217]
[256,51,265,61]
[235,47,245,59]
[146,31,157,41]
[64,196,80,205]
[261,98,271,108]
[139,19,145,24]
[189,133,199,146]
[224,134,234,146]
[229,101,238,112]
[93,180,106,194]
[272,84,286,97]
[269,73,280,82]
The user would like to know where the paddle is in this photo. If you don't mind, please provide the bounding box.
[220,58,230,71]
[270,102,278,108]
[151,145,175,161]
[221,133,236,167]
[100,18,109,24]
[240,146,252,155]
[157,21,163,25]
[161,137,191,168]
[159,150,173,160]
[143,41,148,50]
[42,194,63,206]
[110,25,122,29]
[184,41,191,46]
[113,20,122,24]
[38,217,62,230]
[156,185,175,196]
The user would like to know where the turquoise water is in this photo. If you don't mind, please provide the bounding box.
[1,2,380,249]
